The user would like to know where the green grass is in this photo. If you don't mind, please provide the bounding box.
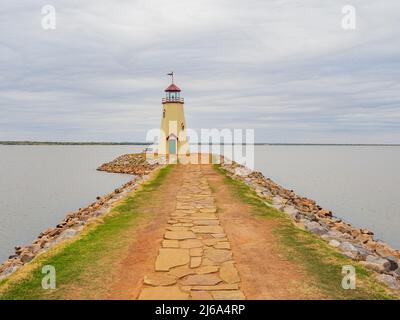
[0,165,172,300]
[214,165,398,300]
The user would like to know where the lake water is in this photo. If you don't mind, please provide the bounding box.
[0,145,143,261]
[0,145,399,262]
[254,146,400,250]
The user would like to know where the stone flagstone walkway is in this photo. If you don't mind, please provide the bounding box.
[138,166,245,300]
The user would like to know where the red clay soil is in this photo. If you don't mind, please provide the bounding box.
[107,164,322,299]
[203,165,323,299]
[107,167,184,299]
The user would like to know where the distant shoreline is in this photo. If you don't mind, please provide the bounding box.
[0,141,399,146]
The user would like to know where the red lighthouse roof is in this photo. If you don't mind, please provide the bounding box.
[165,83,181,92]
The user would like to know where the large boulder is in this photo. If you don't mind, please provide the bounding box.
[304,221,327,235]
[0,265,19,280]
[384,256,399,271]
[328,239,341,248]
[360,255,392,273]
[283,205,299,219]
[376,274,400,290]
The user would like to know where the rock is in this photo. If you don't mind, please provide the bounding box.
[272,196,284,205]
[167,226,190,232]
[361,228,374,235]
[283,206,299,219]
[193,220,219,226]
[191,214,218,220]
[181,274,222,286]
[155,248,190,271]
[393,267,400,278]
[168,266,195,278]
[199,208,217,214]
[234,167,252,176]
[190,291,213,300]
[30,244,41,254]
[58,228,79,241]
[0,265,19,280]
[360,255,391,273]
[214,242,231,249]
[138,286,189,300]
[383,256,399,271]
[191,283,239,291]
[164,231,196,240]
[219,262,240,284]
[343,251,359,260]
[174,223,194,227]
[329,239,341,248]
[376,274,400,290]
[196,266,219,274]
[180,239,203,249]
[203,239,218,246]
[211,290,245,300]
[317,209,332,217]
[324,229,347,240]
[190,248,203,257]
[20,252,34,263]
[375,243,395,257]
[162,240,180,248]
[211,233,227,239]
[339,241,358,253]
[204,248,232,263]
[190,257,202,268]
[191,226,224,234]
[305,221,327,235]
[143,274,177,286]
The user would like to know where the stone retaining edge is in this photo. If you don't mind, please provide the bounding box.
[0,154,166,281]
[220,160,400,292]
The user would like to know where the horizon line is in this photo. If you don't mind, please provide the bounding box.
[1,141,400,146]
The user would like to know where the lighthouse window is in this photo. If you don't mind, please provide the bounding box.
[163,109,166,118]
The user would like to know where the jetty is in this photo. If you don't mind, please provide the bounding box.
[0,153,399,299]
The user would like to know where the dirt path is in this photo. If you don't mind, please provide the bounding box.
[204,165,323,299]
[137,165,244,300]
[107,166,184,299]
[129,164,322,299]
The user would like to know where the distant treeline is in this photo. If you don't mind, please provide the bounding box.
[1,141,399,146]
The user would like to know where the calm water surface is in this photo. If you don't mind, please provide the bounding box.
[0,145,143,261]
[254,145,400,249]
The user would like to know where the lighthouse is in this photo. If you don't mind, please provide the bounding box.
[158,74,189,156]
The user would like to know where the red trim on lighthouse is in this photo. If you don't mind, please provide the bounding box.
[166,133,178,141]
[165,83,181,92]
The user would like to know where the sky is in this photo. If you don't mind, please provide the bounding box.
[0,0,400,143]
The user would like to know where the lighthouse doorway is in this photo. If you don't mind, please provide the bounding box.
[168,139,177,154]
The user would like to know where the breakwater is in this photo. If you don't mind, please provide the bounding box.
[221,160,400,291]
[1,153,399,292]
[0,154,165,281]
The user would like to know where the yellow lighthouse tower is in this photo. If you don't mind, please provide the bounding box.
[158,74,189,156]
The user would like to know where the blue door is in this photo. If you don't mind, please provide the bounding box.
[168,139,177,154]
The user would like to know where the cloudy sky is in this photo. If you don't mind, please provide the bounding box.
[1,0,399,143]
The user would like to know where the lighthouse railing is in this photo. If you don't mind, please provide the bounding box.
[162,97,184,103]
